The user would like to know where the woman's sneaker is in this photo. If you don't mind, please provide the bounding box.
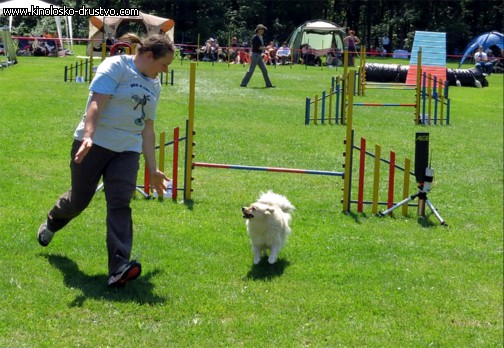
[37,221,54,247]
[108,260,142,287]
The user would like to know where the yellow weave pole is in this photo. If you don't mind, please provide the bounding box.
[313,95,318,125]
[343,49,349,77]
[347,72,355,133]
[89,55,94,81]
[342,72,355,212]
[158,131,166,202]
[372,144,381,215]
[358,46,366,96]
[402,158,411,216]
[101,42,107,61]
[184,62,197,201]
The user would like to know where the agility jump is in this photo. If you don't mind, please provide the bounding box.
[170,62,344,201]
[138,62,443,223]
[181,63,344,201]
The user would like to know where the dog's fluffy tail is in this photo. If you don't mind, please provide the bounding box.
[258,191,295,214]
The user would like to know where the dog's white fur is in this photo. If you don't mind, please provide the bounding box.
[242,191,295,265]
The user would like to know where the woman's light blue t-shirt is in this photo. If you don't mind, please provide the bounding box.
[74,55,161,153]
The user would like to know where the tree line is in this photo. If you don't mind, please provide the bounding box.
[2,0,502,54]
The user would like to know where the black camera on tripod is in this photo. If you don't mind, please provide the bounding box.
[378,132,447,226]
[415,132,435,193]
[415,132,430,184]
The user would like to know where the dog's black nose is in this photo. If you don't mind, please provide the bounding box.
[241,207,246,212]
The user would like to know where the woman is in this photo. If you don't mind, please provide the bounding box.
[240,24,275,88]
[37,33,175,287]
[343,30,361,66]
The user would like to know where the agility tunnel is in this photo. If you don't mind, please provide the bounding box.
[365,31,487,88]
[365,63,488,88]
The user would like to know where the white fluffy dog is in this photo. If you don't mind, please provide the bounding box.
[242,191,295,265]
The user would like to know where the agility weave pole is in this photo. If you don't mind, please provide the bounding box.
[341,72,417,215]
[305,73,420,125]
[305,48,450,126]
[64,56,173,85]
[143,126,186,201]
[304,72,358,125]
[303,50,366,125]
[304,48,374,126]
[350,135,416,216]
[63,58,91,83]
[305,48,420,125]
[419,72,450,125]
[305,70,450,125]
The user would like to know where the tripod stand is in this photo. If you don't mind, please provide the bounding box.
[378,167,447,226]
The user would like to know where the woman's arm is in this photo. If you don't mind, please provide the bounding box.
[74,92,110,163]
[142,119,170,195]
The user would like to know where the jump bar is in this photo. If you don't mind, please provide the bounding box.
[193,162,344,177]
[353,103,416,107]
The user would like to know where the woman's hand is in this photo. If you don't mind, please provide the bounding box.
[74,93,110,164]
[74,137,93,163]
[150,170,170,196]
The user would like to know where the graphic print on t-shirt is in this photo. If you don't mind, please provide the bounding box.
[131,94,151,126]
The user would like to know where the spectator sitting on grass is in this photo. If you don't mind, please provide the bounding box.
[275,41,291,65]
[474,45,494,76]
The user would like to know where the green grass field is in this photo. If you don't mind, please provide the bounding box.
[0,45,502,347]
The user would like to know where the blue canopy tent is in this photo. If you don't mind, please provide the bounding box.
[458,31,503,67]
